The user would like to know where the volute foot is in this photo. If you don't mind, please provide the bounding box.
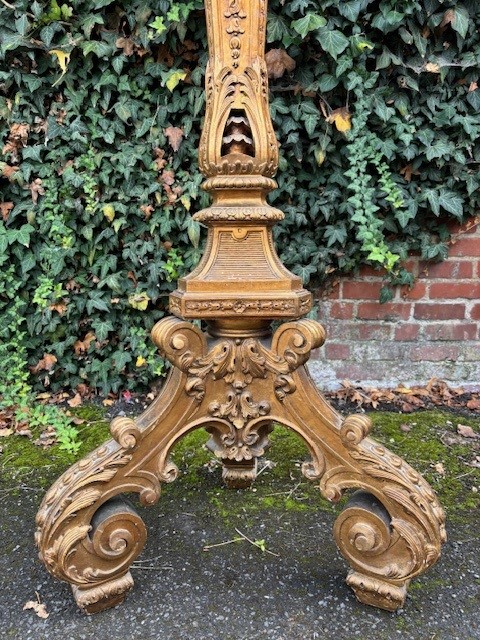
[346,571,408,612]
[72,573,134,614]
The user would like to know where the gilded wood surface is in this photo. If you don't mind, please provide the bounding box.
[35,0,446,615]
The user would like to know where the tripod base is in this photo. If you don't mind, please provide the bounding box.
[35,317,446,613]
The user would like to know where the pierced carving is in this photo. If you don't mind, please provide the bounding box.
[36,0,446,616]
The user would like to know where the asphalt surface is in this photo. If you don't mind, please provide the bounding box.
[1,482,479,640]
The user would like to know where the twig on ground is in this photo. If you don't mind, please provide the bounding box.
[234,528,280,557]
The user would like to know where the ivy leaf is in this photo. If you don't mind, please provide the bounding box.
[15,15,30,36]
[425,137,454,161]
[49,50,71,86]
[266,14,289,44]
[444,6,470,39]
[128,292,150,311]
[291,14,327,39]
[165,70,187,92]
[326,107,351,132]
[338,1,364,22]
[114,99,132,123]
[164,126,184,152]
[149,16,167,35]
[315,28,350,60]
[438,190,463,218]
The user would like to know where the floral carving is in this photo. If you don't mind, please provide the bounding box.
[224,0,246,68]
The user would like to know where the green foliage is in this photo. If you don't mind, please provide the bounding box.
[1,0,479,394]
[0,265,81,454]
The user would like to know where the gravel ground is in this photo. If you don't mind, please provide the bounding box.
[1,483,479,640]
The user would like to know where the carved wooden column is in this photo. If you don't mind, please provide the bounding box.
[35,0,446,614]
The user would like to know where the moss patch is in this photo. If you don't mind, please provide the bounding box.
[369,410,480,518]
[1,407,478,522]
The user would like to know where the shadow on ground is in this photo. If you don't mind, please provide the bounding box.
[1,409,479,640]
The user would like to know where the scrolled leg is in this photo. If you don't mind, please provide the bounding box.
[71,497,147,613]
[275,355,446,611]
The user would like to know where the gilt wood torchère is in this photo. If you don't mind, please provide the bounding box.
[35,0,446,614]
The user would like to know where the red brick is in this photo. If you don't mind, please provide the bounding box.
[424,323,478,341]
[410,345,460,362]
[359,324,392,340]
[325,343,351,360]
[429,282,480,299]
[343,281,383,300]
[330,302,355,320]
[357,265,387,278]
[320,282,341,300]
[414,303,465,320]
[357,302,411,321]
[448,237,480,257]
[448,219,479,235]
[401,282,427,300]
[325,323,361,340]
[470,304,480,320]
[421,260,473,279]
[394,324,420,341]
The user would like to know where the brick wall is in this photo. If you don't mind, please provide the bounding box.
[309,218,480,391]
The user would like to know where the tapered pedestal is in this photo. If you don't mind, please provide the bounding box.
[35,0,446,615]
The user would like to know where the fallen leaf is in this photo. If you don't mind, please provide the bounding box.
[469,81,478,92]
[34,427,57,448]
[161,169,175,186]
[434,462,445,476]
[1,164,20,180]
[399,423,412,433]
[153,147,167,171]
[457,424,478,439]
[0,428,13,437]
[265,48,296,79]
[102,398,115,406]
[67,393,82,408]
[467,398,480,410]
[30,353,57,374]
[23,598,49,619]
[165,126,184,152]
[326,107,351,132]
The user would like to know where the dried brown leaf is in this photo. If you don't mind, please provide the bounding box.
[434,462,445,476]
[67,393,82,408]
[457,424,478,439]
[23,599,49,619]
[165,126,184,152]
[265,48,296,79]
[73,332,96,356]
[115,37,135,56]
[30,353,57,374]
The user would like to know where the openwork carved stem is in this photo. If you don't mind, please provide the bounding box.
[35,0,445,615]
